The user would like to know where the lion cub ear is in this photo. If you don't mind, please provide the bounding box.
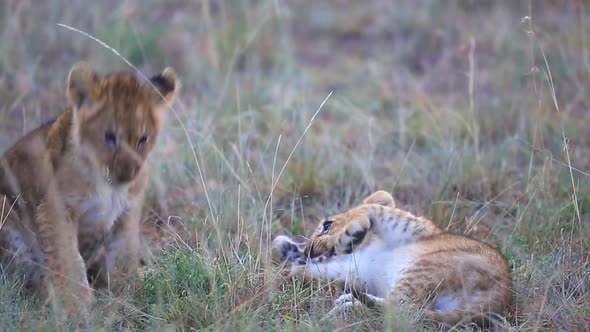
[149,67,180,105]
[362,190,395,208]
[67,62,100,108]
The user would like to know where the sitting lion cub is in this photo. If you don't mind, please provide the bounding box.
[0,62,178,319]
[272,191,513,326]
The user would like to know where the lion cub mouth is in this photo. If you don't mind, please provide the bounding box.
[314,249,336,263]
[304,242,337,262]
[303,244,336,264]
[276,236,337,266]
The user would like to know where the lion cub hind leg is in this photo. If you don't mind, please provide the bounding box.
[0,217,45,297]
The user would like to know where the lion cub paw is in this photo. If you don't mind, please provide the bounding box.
[334,217,371,255]
[271,235,305,265]
[323,293,362,321]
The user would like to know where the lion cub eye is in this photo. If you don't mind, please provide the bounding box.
[137,135,149,149]
[320,220,334,235]
[104,131,118,149]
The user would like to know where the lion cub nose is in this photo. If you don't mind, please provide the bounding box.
[114,165,137,184]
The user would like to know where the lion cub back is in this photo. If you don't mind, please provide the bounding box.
[401,233,512,324]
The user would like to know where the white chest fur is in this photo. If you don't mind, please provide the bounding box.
[73,185,129,231]
[305,238,416,298]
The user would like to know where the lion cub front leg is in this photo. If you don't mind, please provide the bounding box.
[36,204,93,320]
[324,292,385,320]
[332,215,371,255]
[102,204,141,293]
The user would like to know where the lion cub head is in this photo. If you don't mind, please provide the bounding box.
[304,191,396,258]
[66,62,179,185]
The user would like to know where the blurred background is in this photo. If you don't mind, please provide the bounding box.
[0,0,588,330]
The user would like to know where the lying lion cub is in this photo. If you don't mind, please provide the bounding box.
[272,191,513,326]
[0,62,178,320]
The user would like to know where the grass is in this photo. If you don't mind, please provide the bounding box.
[1,0,589,330]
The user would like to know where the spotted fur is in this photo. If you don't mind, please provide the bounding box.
[272,191,513,326]
[0,62,179,321]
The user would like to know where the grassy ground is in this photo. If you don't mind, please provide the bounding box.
[0,0,589,331]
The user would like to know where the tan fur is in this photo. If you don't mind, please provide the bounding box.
[0,62,179,320]
[272,191,513,326]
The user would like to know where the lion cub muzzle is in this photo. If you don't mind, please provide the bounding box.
[110,148,142,184]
